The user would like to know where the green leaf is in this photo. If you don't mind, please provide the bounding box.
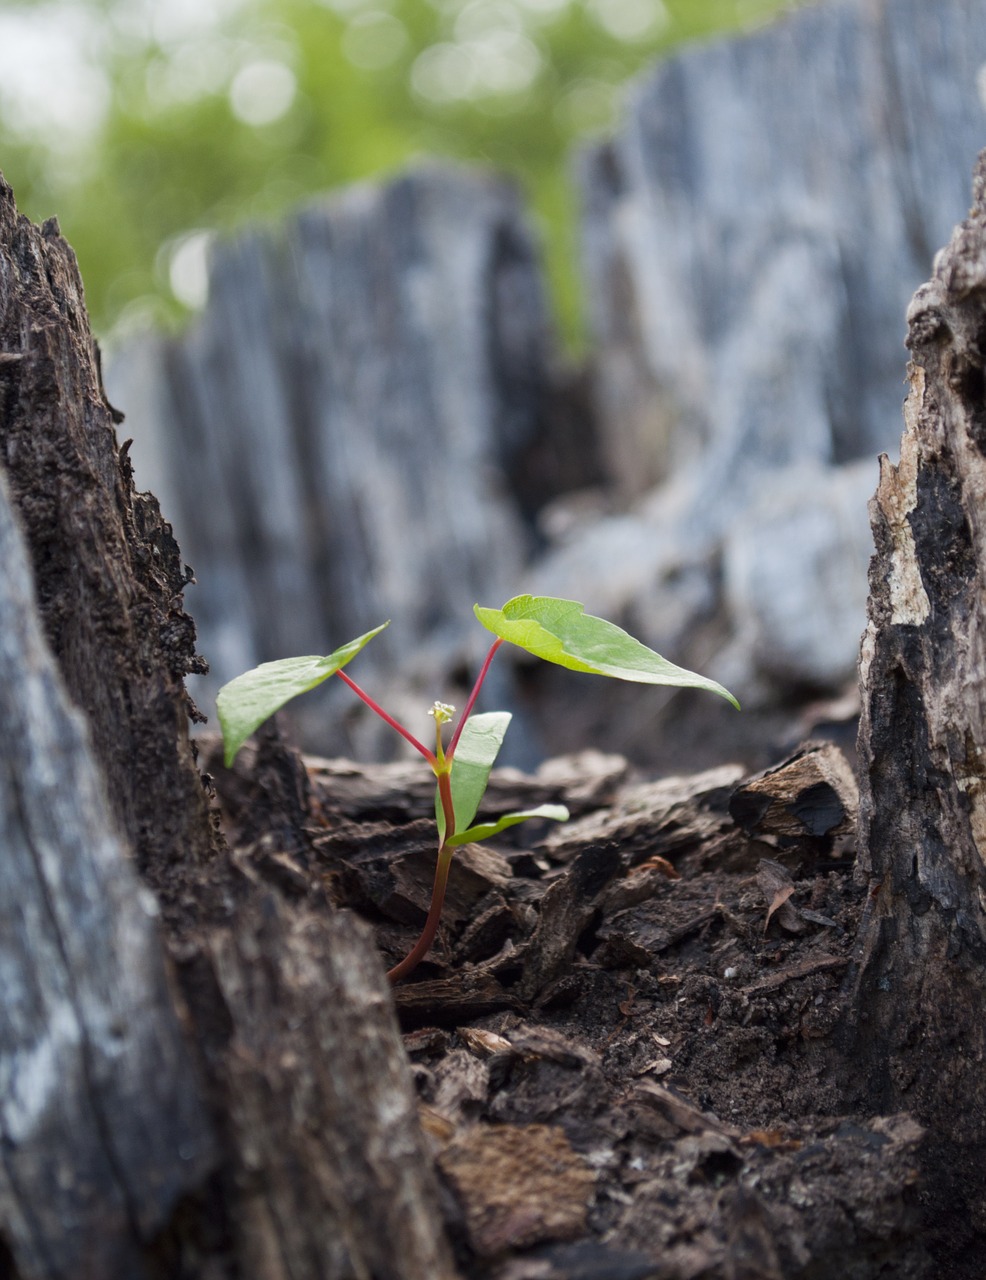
[436,710,511,841]
[217,622,389,766]
[447,803,570,848]
[474,595,739,709]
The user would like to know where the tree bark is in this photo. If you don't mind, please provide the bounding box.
[0,462,215,1280]
[852,149,986,1259]
[0,175,456,1280]
[0,176,218,903]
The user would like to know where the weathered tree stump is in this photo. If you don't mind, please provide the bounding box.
[0,462,214,1280]
[0,174,455,1280]
[9,85,986,1280]
[579,0,986,499]
[851,149,986,1262]
[0,184,218,899]
[109,165,599,759]
[535,0,986,742]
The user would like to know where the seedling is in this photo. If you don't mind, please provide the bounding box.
[217,594,738,982]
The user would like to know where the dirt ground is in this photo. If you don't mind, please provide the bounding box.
[209,732,932,1280]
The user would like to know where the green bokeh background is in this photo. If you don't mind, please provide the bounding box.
[1,0,800,349]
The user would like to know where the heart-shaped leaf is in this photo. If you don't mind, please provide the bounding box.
[217,622,389,766]
[474,595,739,708]
[447,803,569,847]
[436,710,511,841]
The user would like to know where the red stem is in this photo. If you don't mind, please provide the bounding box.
[335,668,436,765]
[339,639,507,983]
[447,638,504,758]
[387,843,454,983]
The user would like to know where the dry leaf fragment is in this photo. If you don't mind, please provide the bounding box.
[740,1128,803,1152]
[630,854,680,880]
[757,858,805,935]
[631,1057,673,1077]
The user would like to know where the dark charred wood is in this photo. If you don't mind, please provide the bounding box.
[394,973,524,1030]
[0,174,220,911]
[852,149,986,1271]
[729,742,858,861]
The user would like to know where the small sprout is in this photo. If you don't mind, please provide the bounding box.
[216,595,738,982]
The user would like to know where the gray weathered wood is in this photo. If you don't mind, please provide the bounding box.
[0,174,458,1280]
[0,463,215,1280]
[852,149,986,1258]
[110,165,572,755]
[526,0,986,729]
[579,0,986,502]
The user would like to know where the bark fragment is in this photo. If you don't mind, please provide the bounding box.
[0,174,219,906]
[438,1124,595,1256]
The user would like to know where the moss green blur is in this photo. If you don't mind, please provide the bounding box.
[1,0,801,350]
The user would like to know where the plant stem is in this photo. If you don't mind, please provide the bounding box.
[386,842,455,983]
[346,641,505,981]
[335,668,436,765]
[447,637,504,758]
[436,767,455,842]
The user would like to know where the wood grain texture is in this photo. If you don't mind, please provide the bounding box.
[853,149,986,1260]
[199,904,458,1280]
[109,165,588,757]
[0,465,215,1280]
[0,174,219,901]
[0,175,458,1280]
[527,0,986,751]
[579,0,986,502]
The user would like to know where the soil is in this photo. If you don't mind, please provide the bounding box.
[206,728,931,1280]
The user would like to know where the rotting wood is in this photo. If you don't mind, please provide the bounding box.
[0,174,219,905]
[851,147,986,1267]
[436,1123,595,1256]
[0,466,214,1280]
[729,742,858,856]
[8,126,986,1280]
[198,905,458,1280]
[0,175,458,1280]
[740,954,848,998]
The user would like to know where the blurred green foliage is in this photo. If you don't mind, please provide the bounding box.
[1,0,800,348]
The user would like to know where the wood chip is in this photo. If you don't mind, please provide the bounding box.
[458,1027,514,1057]
[395,972,522,1029]
[438,1124,595,1256]
[627,1081,739,1141]
[740,954,848,997]
[729,743,858,849]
